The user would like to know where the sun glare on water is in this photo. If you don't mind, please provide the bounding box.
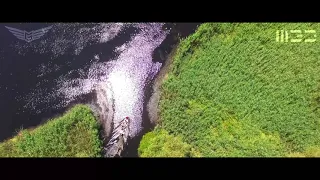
[107,69,141,135]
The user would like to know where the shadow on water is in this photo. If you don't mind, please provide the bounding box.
[152,23,202,64]
[122,23,202,157]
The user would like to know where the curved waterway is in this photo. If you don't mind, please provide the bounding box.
[0,23,200,157]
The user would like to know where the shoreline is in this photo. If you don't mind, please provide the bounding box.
[121,43,179,157]
[147,44,178,127]
[0,24,201,157]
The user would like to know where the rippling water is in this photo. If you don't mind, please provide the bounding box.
[0,23,200,156]
[0,23,169,141]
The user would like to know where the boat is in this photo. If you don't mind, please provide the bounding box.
[104,117,130,157]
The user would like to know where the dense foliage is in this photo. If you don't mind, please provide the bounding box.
[138,128,201,157]
[140,23,320,157]
[0,104,102,157]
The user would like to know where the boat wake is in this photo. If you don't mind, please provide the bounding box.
[14,23,170,156]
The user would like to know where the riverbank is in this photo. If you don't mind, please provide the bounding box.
[0,104,102,157]
[147,44,178,126]
[138,23,320,157]
[0,23,201,158]
[139,27,202,157]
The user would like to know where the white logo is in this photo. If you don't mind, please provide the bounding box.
[276,29,317,43]
[5,26,52,43]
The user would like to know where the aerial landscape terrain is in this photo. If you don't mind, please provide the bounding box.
[1,23,320,157]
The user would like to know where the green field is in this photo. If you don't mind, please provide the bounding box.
[0,104,102,157]
[139,23,320,157]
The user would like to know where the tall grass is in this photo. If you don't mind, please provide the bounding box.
[0,104,103,157]
[140,23,320,157]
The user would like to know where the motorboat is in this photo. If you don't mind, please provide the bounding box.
[104,117,130,157]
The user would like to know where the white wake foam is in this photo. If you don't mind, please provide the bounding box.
[19,23,169,138]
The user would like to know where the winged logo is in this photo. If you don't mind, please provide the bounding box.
[5,26,52,42]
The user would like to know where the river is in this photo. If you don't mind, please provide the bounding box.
[0,23,200,156]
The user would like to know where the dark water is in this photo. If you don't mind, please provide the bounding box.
[0,23,200,156]
[0,23,127,140]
